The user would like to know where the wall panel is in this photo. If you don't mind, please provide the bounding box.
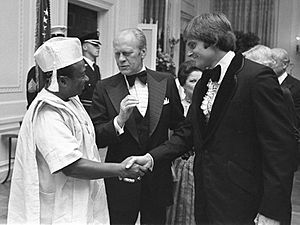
[0,0,33,181]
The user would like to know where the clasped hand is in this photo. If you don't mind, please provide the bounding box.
[119,154,153,183]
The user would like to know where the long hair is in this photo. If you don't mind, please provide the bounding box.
[184,12,236,52]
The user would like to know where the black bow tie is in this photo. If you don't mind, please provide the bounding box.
[205,65,221,82]
[126,71,147,87]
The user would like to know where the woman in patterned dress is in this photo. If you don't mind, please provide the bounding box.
[166,60,202,225]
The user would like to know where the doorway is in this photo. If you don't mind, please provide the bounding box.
[67,3,98,38]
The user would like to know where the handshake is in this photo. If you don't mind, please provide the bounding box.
[119,154,153,183]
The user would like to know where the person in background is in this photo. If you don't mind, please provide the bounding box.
[79,31,102,113]
[90,28,184,225]
[166,60,202,225]
[26,25,67,109]
[126,13,296,225]
[242,44,275,67]
[244,45,299,169]
[7,37,146,225]
[272,47,300,166]
[271,48,300,128]
[177,61,202,115]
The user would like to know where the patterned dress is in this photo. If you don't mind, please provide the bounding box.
[166,98,195,225]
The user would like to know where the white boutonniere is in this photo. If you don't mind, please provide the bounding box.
[200,80,220,120]
[163,97,170,105]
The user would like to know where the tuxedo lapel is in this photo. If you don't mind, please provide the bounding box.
[106,74,139,142]
[281,75,293,90]
[147,70,167,136]
[193,70,211,137]
[205,53,244,140]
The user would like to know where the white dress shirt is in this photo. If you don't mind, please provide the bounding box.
[114,66,148,135]
[201,51,235,120]
[278,71,288,85]
[83,56,95,70]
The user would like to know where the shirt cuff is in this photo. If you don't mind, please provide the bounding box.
[113,116,124,135]
[254,213,279,225]
[145,153,154,171]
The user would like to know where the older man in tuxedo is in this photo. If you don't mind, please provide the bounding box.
[90,28,184,225]
[272,48,300,128]
[272,47,300,165]
[126,13,297,225]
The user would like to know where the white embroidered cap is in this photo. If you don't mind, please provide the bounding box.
[34,37,83,92]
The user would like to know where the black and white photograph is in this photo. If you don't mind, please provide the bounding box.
[0,0,300,224]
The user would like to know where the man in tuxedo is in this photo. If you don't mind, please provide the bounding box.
[272,47,300,165]
[79,31,102,113]
[272,48,300,128]
[126,13,297,225]
[90,28,184,224]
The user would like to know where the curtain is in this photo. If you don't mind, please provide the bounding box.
[212,0,276,47]
[143,0,166,50]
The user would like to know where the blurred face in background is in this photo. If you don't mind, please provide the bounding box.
[183,70,202,101]
[272,58,287,77]
[113,31,146,76]
[271,48,290,77]
[83,42,100,59]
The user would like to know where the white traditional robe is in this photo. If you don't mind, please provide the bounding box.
[7,88,109,224]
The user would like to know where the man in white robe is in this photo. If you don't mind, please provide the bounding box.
[7,37,145,225]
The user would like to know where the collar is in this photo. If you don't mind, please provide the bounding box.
[123,65,146,88]
[83,56,95,70]
[136,65,146,73]
[214,51,235,84]
[278,71,288,85]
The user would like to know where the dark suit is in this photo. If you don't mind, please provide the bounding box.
[281,74,300,129]
[79,59,101,113]
[281,74,300,165]
[150,53,296,225]
[26,66,46,109]
[26,66,38,109]
[281,87,297,127]
[90,69,184,224]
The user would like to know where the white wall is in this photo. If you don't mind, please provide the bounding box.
[0,0,34,181]
[276,0,300,79]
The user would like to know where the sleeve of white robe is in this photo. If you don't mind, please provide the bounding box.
[34,105,83,173]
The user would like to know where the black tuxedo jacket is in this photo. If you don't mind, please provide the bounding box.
[79,59,101,110]
[150,53,297,224]
[90,69,184,211]
[281,74,300,129]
